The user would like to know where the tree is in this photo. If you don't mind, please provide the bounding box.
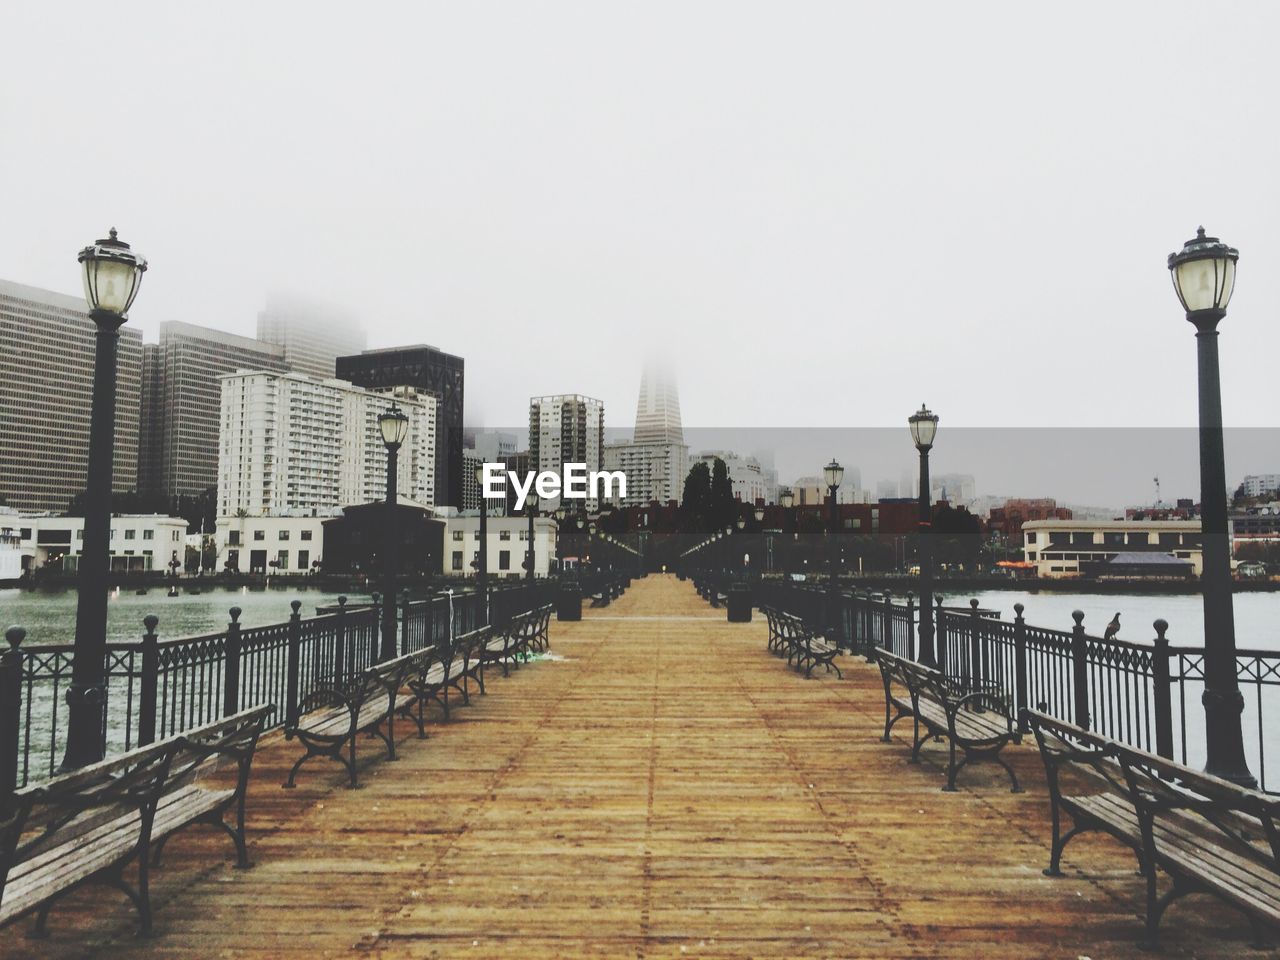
[709,458,737,531]
[680,461,712,532]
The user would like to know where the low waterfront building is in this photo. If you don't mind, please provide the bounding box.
[442,513,558,579]
[215,514,331,575]
[320,499,443,577]
[0,511,22,582]
[1022,518,1203,578]
[14,514,187,574]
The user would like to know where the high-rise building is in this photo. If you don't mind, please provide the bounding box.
[256,296,366,380]
[698,451,771,504]
[602,369,687,507]
[217,370,435,517]
[529,395,604,507]
[603,440,688,507]
[633,365,683,444]
[141,321,287,499]
[0,278,142,512]
[337,345,464,508]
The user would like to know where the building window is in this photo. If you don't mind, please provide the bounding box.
[275,550,288,569]
[301,530,312,541]
[279,530,290,541]
[124,529,136,540]
[498,550,510,570]
[143,529,154,541]
[297,550,309,570]
[254,530,265,541]
[499,530,511,541]
[451,551,463,571]
[452,530,464,541]
[1026,532,1037,544]
[229,531,241,546]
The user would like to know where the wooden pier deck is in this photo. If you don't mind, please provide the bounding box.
[3,575,1267,958]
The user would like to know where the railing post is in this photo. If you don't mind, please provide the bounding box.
[1152,618,1174,760]
[2,626,26,808]
[370,592,382,665]
[969,599,981,689]
[337,595,352,683]
[138,616,159,746]
[401,592,412,656]
[1013,602,1028,731]
[935,596,946,674]
[286,600,302,731]
[882,590,892,655]
[906,593,916,662]
[1071,610,1090,731]
[223,606,242,718]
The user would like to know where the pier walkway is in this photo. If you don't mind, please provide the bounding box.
[2,575,1264,958]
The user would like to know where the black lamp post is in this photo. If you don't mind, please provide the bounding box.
[779,488,794,572]
[909,405,939,668]
[1168,226,1254,787]
[377,403,409,661]
[63,229,147,771]
[823,459,844,646]
[753,505,765,576]
[524,492,539,582]
[474,465,490,624]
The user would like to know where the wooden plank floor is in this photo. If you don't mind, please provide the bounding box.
[3,574,1267,958]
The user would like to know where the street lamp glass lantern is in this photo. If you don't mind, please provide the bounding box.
[736,519,746,530]
[1168,227,1238,317]
[823,459,844,490]
[754,506,765,522]
[780,490,794,509]
[909,404,939,450]
[378,403,410,450]
[526,492,539,512]
[78,228,147,318]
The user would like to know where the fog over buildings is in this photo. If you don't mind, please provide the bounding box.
[2,4,1279,511]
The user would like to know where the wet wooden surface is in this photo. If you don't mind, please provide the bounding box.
[2,574,1266,958]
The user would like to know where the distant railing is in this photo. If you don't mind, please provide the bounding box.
[756,579,1280,792]
[2,581,552,798]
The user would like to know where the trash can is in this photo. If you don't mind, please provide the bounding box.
[727,584,753,623]
[556,583,582,621]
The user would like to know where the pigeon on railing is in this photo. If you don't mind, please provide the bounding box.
[1104,612,1121,641]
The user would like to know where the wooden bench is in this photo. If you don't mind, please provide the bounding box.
[480,612,533,677]
[1025,708,1280,948]
[760,607,840,678]
[283,651,417,788]
[873,648,1020,792]
[1,706,270,938]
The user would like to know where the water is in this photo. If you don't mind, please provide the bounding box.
[957,589,1278,652]
[0,585,374,646]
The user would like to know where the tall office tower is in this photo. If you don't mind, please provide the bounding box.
[633,364,683,444]
[137,343,163,497]
[256,296,366,380]
[0,278,142,512]
[529,395,604,506]
[141,321,288,499]
[217,371,435,517]
[603,367,688,506]
[337,345,464,509]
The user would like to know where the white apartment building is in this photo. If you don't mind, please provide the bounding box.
[1023,519,1203,578]
[13,514,187,573]
[442,515,558,578]
[215,515,328,575]
[217,371,435,517]
[1242,474,1280,499]
[529,394,604,508]
[603,440,688,507]
[0,511,23,581]
[697,451,777,505]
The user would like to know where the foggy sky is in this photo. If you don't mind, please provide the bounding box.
[3,3,1278,503]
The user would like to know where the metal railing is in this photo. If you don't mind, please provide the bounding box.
[757,579,1280,792]
[2,581,552,799]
